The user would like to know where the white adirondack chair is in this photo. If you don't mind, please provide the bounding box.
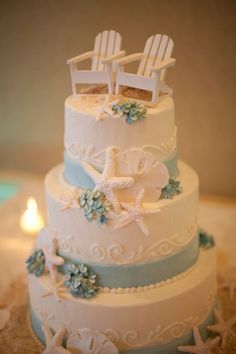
[115,34,176,104]
[67,30,125,95]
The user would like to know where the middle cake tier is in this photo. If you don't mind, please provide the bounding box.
[45,160,199,277]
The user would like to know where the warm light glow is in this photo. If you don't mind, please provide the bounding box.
[20,197,44,235]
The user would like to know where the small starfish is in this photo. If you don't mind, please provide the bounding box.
[42,277,67,302]
[114,189,160,236]
[82,147,134,213]
[43,238,64,284]
[207,309,236,348]
[178,327,220,354]
[95,95,114,121]
[42,325,71,354]
[61,189,80,210]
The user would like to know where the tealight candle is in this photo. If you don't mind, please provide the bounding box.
[20,197,44,235]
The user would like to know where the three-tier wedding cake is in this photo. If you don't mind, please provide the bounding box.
[27,32,217,354]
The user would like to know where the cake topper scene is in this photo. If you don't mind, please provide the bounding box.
[67,30,176,106]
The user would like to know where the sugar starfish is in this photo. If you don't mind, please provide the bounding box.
[95,95,114,121]
[178,327,220,354]
[43,238,64,284]
[42,325,71,354]
[207,309,236,348]
[42,277,67,302]
[61,189,80,210]
[114,189,160,236]
[82,147,134,213]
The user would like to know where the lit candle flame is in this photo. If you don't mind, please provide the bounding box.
[20,197,44,235]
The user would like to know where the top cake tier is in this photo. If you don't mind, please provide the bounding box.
[64,94,178,194]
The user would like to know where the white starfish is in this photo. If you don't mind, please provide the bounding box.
[207,309,236,348]
[95,95,113,121]
[82,147,134,213]
[178,327,220,354]
[43,238,64,284]
[42,277,67,302]
[114,189,160,237]
[42,325,71,354]
[61,189,80,210]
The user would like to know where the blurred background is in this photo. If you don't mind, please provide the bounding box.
[0,0,236,196]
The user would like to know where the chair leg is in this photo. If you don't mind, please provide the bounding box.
[72,82,77,96]
[152,89,159,104]
[105,63,114,95]
[152,72,161,104]
[69,63,77,95]
[115,81,120,95]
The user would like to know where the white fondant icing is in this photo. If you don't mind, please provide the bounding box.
[44,161,198,265]
[64,95,176,162]
[65,126,177,164]
[28,248,217,350]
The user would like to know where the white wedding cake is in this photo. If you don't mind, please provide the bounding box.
[27,32,217,354]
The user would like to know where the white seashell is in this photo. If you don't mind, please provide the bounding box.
[67,329,119,354]
[115,149,169,201]
[0,308,10,330]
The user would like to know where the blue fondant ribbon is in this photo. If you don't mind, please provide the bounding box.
[64,150,179,189]
[59,232,199,289]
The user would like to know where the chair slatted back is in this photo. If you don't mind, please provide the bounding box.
[137,34,174,79]
[92,30,122,71]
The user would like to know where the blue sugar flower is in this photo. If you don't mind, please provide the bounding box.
[79,189,110,225]
[112,100,147,125]
[160,179,182,199]
[26,249,45,277]
[199,229,215,249]
[64,263,99,299]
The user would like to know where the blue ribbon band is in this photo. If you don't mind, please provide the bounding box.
[59,232,199,289]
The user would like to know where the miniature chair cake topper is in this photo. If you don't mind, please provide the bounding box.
[115,34,176,104]
[67,30,125,95]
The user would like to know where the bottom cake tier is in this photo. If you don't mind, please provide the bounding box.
[28,247,217,354]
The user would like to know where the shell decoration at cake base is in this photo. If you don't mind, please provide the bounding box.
[67,328,119,354]
[42,325,71,354]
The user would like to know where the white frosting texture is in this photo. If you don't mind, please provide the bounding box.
[45,161,198,265]
[64,95,176,162]
[28,248,217,350]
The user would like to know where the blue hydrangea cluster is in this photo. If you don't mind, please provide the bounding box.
[160,179,182,199]
[199,229,215,249]
[79,189,110,225]
[26,249,45,277]
[112,100,147,124]
[64,263,98,298]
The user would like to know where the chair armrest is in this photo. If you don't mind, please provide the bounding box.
[150,58,176,73]
[101,51,126,64]
[66,51,95,65]
[115,53,144,65]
